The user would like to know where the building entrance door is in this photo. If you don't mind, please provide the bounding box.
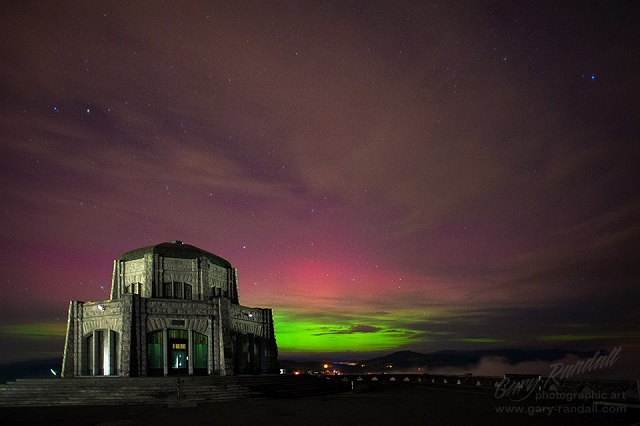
[169,339,188,373]
[168,329,189,375]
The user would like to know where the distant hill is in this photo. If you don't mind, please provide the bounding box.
[280,348,603,375]
[0,358,62,384]
[356,349,599,371]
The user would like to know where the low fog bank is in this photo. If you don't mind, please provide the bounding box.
[428,348,639,380]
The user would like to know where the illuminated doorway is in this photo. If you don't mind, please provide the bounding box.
[86,330,118,376]
[168,329,188,375]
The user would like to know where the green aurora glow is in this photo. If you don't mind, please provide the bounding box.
[273,309,423,353]
[0,323,66,340]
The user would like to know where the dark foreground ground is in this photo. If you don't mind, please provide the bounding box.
[1,383,638,426]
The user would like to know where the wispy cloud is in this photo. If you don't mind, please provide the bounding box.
[313,324,382,335]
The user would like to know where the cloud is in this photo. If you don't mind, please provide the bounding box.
[314,324,383,336]
[538,332,640,343]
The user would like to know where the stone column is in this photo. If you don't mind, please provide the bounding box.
[139,298,147,377]
[103,330,110,375]
[196,257,202,300]
[208,316,214,375]
[110,261,119,300]
[249,333,256,374]
[75,302,84,376]
[231,268,239,303]
[92,330,99,376]
[155,254,162,297]
[119,294,133,377]
[61,301,77,378]
[216,300,227,375]
[188,328,194,375]
[132,294,142,376]
[163,328,169,377]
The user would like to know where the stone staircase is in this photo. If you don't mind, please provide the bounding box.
[0,374,344,407]
[230,374,345,398]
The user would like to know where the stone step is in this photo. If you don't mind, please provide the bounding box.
[0,375,343,407]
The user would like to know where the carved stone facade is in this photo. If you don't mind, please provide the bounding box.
[61,241,278,377]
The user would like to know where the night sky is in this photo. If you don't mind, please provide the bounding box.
[1,1,639,371]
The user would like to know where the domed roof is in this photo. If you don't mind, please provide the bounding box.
[120,241,232,268]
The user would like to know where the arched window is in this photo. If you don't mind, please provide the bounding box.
[193,332,208,370]
[147,331,163,372]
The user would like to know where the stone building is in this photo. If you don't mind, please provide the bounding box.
[61,241,278,377]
